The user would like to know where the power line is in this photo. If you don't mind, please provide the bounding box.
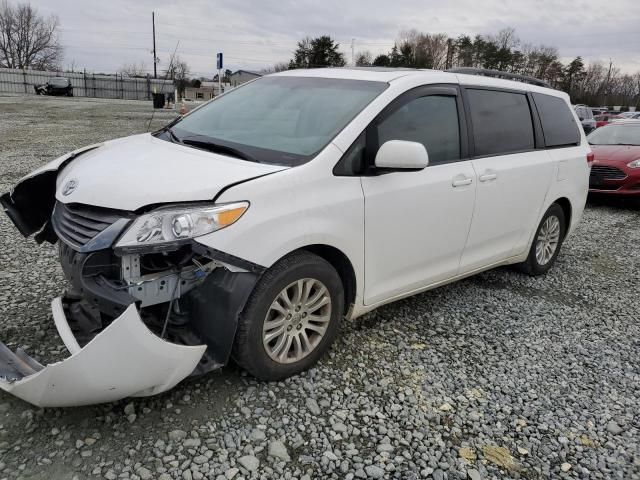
[60,26,295,48]
[62,44,287,66]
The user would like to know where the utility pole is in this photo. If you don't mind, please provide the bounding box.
[351,38,355,66]
[152,12,157,79]
[217,53,223,95]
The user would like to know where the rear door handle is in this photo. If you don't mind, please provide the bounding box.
[479,172,497,182]
[452,177,473,187]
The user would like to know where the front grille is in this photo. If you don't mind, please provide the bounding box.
[52,202,124,248]
[590,165,627,180]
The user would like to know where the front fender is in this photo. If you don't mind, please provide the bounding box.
[0,144,102,238]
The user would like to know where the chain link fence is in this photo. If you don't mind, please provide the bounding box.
[0,67,174,101]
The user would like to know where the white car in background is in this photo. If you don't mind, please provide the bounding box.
[0,67,590,407]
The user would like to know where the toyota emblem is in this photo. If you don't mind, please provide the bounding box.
[62,179,78,196]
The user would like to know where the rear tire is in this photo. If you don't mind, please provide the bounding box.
[233,251,344,381]
[517,203,566,276]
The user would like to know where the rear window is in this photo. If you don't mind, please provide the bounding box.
[587,124,640,146]
[49,77,68,87]
[533,94,581,147]
[467,89,535,156]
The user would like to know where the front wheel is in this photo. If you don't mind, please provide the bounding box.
[233,251,344,381]
[517,203,566,276]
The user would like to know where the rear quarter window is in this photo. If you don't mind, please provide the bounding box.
[466,89,535,157]
[533,94,581,148]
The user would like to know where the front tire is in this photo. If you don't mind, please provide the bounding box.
[518,203,566,276]
[233,251,344,381]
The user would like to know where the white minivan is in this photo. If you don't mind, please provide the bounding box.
[0,68,590,406]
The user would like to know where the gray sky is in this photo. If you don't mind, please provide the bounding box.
[31,0,640,77]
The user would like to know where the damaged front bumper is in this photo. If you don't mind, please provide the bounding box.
[1,166,263,407]
[0,298,207,407]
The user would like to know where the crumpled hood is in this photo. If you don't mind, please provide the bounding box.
[55,133,287,211]
[591,144,640,165]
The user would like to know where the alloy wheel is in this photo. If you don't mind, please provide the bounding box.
[262,278,332,364]
[535,215,561,266]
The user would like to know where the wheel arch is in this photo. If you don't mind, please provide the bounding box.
[552,197,572,236]
[289,244,357,317]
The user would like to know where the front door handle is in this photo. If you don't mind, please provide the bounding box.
[479,172,498,182]
[452,177,473,187]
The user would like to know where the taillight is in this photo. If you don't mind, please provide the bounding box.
[586,152,595,166]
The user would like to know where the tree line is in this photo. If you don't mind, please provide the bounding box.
[2,0,638,108]
[288,29,640,109]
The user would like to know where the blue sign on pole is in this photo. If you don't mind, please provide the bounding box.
[216,52,223,70]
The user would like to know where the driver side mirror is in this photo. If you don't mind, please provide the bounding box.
[375,140,429,170]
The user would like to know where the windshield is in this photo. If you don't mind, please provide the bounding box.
[587,124,640,145]
[170,76,387,165]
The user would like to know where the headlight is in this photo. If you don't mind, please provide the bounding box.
[627,159,640,169]
[116,202,249,248]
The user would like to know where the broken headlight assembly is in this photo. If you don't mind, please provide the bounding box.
[116,201,249,249]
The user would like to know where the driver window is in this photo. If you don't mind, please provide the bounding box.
[377,95,461,165]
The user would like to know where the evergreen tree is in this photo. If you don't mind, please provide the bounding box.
[289,36,346,69]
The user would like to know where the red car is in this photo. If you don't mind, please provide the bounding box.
[593,113,621,129]
[587,120,640,195]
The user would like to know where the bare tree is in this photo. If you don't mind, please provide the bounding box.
[396,30,449,69]
[163,55,190,95]
[0,1,62,70]
[273,62,288,72]
[261,61,288,73]
[355,50,372,66]
[119,61,148,77]
[615,74,637,106]
[488,27,519,51]
[417,33,449,69]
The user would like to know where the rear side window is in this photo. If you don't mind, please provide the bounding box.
[377,95,461,164]
[466,89,535,157]
[533,94,581,147]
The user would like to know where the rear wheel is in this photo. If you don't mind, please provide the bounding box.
[517,203,566,276]
[233,251,344,381]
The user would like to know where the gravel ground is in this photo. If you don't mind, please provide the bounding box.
[0,95,638,480]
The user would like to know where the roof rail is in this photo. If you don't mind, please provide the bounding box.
[446,67,550,88]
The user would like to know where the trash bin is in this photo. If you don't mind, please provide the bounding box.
[152,93,165,109]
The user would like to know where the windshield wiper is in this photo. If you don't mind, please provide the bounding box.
[180,137,258,162]
[166,127,183,144]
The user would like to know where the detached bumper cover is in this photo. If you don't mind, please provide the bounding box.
[0,298,206,407]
